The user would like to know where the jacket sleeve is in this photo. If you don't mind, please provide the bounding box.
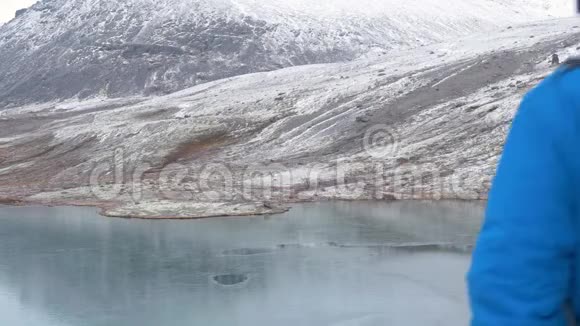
[468,77,578,326]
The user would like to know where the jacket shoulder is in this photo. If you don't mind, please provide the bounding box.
[554,60,580,102]
[526,62,580,104]
[516,66,580,133]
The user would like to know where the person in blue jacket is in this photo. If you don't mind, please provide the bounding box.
[468,58,580,325]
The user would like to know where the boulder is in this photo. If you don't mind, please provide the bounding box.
[15,8,28,18]
[551,53,560,66]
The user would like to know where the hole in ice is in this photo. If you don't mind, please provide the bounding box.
[212,274,249,286]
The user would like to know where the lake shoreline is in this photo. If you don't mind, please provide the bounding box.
[0,195,486,220]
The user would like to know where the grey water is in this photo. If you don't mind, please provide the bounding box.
[0,201,484,326]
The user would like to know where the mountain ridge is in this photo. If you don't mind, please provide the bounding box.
[0,0,573,106]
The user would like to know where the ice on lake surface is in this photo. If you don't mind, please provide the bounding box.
[0,201,483,326]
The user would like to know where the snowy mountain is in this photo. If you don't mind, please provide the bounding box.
[1,16,579,218]
[0,0,573,106]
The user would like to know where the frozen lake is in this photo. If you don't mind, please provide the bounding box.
[0,201,483,326]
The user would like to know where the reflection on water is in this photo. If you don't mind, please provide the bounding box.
[0,201,483,326]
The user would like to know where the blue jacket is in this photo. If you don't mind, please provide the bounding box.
[468,64,580,325]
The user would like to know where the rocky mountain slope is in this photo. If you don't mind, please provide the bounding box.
[0,0,573,106]
[1,16,579,218]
